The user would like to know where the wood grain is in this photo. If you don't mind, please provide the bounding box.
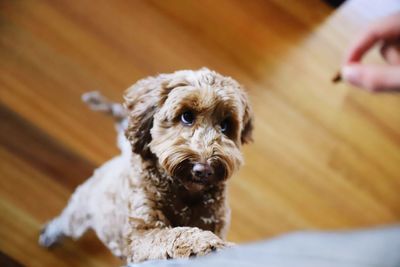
[0,0,399,266]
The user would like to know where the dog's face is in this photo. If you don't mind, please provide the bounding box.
[125,69,253,192]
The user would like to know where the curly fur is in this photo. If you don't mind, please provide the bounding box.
[39,68,253,263]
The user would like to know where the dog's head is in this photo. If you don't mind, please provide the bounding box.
[125,68,253,192]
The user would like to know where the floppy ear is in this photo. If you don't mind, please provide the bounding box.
[240,90,254,145]
[124,73,189,159]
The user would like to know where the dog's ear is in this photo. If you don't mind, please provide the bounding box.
[240,90,254,145]
[124,74,189,158]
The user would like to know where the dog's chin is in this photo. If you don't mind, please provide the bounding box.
[182,180,206,192]
[181,174,224,193]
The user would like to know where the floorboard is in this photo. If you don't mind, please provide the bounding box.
[1,0,399,266]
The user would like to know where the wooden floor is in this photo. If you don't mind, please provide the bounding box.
[1,0,399,266]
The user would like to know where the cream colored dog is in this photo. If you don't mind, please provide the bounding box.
[39,68,253,263]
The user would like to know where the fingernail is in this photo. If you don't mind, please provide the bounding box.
[341,65,360,84]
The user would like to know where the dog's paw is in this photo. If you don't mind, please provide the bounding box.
[38,223,64,248]
[169,228,229,259]
[187,236,227,257]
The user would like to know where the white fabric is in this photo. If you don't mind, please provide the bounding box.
[128,225,400,267]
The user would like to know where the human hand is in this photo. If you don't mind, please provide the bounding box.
[341,12,400,92]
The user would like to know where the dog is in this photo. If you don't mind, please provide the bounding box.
[39,68,253,263]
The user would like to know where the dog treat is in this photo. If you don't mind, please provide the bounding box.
[38,68,253,264]
[332,71,342,83]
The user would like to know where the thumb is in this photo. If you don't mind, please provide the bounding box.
[341,64,400,92]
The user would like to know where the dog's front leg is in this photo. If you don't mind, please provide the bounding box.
[126,226,228,263]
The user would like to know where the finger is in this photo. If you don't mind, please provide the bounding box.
[341,64,400,92]
[344,12,400,64]
[380,40,400,65]
[344,28,382,63]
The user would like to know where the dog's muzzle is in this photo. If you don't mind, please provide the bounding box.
[191,163,214,179]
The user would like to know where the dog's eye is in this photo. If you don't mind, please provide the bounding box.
[181,111,195,125]
[220,119,230,134]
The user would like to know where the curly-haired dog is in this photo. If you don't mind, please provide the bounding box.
[39,68,253,263]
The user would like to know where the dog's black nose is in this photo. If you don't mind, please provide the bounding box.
[192,163,213,178]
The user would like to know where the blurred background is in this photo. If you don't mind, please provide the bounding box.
[0,0,399,266]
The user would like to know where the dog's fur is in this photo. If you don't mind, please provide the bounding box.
[39,68,253,263]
